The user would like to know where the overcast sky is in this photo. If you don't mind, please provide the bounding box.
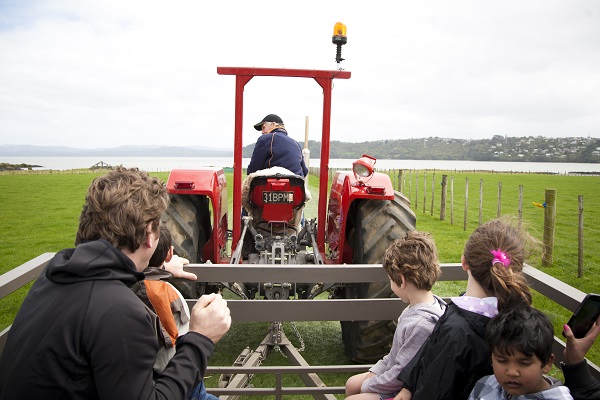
[1,0,599,150]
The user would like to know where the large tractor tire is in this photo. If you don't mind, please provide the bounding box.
[341,191,416,363]
[161,194,209,298]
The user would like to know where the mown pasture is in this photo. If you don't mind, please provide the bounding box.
[1,169,599,397]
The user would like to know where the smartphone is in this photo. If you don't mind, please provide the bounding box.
[565,293,600,339]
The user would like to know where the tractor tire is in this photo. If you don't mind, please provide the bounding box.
[341,191,416,363]
[161,194,208,299]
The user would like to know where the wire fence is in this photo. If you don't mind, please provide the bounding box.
[308,166,600,282]
[385,168,600,282]
[6,166,598,282]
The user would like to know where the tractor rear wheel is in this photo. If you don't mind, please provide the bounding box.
[162,194,208,298]
[341,191,416,363]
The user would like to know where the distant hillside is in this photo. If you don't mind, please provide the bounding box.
[242,135,600,163]
[3,135,600,163]
[0,145,232,157]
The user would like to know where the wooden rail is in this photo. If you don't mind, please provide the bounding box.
[1,255,599,398]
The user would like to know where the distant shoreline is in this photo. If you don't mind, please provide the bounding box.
[2,156,600,175]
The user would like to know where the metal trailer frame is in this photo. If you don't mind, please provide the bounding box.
[2,256,600,398]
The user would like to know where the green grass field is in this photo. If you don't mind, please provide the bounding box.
[1,168,599,398]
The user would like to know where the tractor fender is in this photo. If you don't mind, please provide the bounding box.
[166,168,228,263]
[326,171,395,264]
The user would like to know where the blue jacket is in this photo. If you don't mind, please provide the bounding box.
[247,128,308,177]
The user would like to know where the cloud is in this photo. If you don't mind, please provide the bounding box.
[0,0,599,150]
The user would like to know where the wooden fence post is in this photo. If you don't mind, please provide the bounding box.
[440,175,448,221]
[423,172,427,214]
[542,189,556,266]
[578,195,584,278]
[409,169,412,199]
[518,185,523,230]
[430,171,435,216]
[398,170,404,193]
[415,172,419,210]
[464,177,469,231]
[450,176,454,225]
[497,181,502,218]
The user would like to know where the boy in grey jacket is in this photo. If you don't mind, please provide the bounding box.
[345,231,446,399]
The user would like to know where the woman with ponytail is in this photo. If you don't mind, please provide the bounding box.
[393,219,533,400]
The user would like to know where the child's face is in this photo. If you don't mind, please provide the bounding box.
[491,349,553,397]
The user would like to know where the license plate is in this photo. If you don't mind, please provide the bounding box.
[263,191,294,204]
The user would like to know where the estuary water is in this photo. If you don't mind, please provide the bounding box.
[3,156,600,174]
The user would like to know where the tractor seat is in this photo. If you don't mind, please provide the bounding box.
[248,174,306,224]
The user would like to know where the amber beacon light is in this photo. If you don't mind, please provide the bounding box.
[332,22,347,65]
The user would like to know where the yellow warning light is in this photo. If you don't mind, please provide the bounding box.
[333,22,347,38]
[332,22,347,64]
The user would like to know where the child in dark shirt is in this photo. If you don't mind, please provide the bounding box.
[134,225,216,400]
[469,305,572,399]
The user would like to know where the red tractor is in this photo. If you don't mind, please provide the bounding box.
[162,33,416,363]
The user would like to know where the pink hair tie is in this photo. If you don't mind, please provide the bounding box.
[491,249,510,267]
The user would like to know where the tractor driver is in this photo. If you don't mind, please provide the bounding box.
[247,114,308,178]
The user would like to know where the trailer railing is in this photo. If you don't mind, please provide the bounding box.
[1,255,599,399]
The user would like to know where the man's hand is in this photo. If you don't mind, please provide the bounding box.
[189,293,231,343]
[163,254,197,281]
[394,388,412,400]
[563,316,600,365]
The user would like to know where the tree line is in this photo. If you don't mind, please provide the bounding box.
[242,135,600,163]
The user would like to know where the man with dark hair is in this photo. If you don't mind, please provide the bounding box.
[0,167,231,400]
